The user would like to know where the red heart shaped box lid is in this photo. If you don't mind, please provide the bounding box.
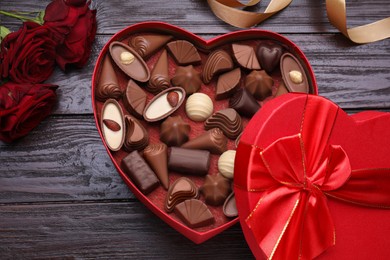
[234,93,390,259]
[92,22,318,244]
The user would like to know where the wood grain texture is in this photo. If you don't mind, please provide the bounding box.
[0,202,253,259]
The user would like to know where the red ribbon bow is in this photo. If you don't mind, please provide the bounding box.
[237,96,390,259]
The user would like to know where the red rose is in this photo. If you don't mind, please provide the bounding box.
[44,0,97,70]
[0,22,57,84]
[0,82,57,143]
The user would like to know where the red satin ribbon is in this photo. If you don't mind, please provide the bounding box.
[236,96,390,259]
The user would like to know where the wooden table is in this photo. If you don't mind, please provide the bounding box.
[1,0,389,258]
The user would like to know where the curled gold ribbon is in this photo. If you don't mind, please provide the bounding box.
[207,0,390,44]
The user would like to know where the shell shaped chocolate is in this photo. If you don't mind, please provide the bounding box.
[185,93,214,122]
[171,65,202,95]
[174,199,214,228]
[167,40,201,65]
[200,174,231,206]
[232,44,261,70]
[202,50,234,84]
[204,108,243,139]
[245,70,274,100]
[280,53,309,93]
[109,41,150,82]
[123,115,149,151]
[101,99,125,151]
[181,128,227,155]
[123,80,147,119]
[160,115,191,147]
[143,87,186,122]
[165,177,199,212]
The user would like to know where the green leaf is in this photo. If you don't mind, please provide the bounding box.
[0,25,11,44]
[36,10,45,25]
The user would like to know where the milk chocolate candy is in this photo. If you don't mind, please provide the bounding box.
[109,41,150,82]
[146,49,170,94]
[171,65,202,95]
[181,128,227,155]
[160,115,191,147]
[245,70,273,100]
[256,42,283,73]
[202,49,234,84]
[123,79,147,119]
[143,143,169,190]
[96,55,122,102]
[200,174,231,206]
[223,192,238,218]
[165,177,199,212]
[168,147,210,176]
[229,88,260,118]
[101,99,125,151]
[174,199,214,228]
[128,34,173,58]
[121,151,159,194]
[232,44,261,70]
[280,53,309,93]
[166,40,201,65]
[123,115,149,152]
[204,108,243,140]
[215,68,241,100]
[275,81,289,97]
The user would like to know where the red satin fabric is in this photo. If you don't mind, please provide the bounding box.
[236,95,390,259]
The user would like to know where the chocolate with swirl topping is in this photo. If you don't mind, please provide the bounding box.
[96,55,122,101]
[146,49,170,94]
[128,34,173,58]
[181,128,227,154]
[143,143,169,190]
[123,115,149,152]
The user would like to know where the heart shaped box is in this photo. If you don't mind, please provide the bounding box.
[235,93,390,259]
[92,22,318,244]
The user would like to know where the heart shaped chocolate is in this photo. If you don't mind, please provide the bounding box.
[256,43,283,73]
[92,22,317,244]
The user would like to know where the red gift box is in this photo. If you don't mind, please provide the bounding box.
[234,93,390,259]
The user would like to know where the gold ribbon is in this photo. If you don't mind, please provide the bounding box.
[207,0,390,44]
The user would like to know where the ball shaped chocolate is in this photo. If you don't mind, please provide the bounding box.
[218,150,236,179]
[185,93,213,122]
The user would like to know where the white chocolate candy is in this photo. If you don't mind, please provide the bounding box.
[218,150,236,179]
[289,70,303,84]
[185,93,213,121]
[101,99,125,151]
[120,51,135,65]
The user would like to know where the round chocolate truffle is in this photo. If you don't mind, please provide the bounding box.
[160,115,191,146]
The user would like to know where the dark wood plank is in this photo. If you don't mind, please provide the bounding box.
[1,0,389,34]
[0,116,133,203]
[0,201,253,259]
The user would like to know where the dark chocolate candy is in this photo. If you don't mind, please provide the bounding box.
[204,108,243,139]
[109,41,150,82]
[256,43,283,73]
[121,151,159,194]
[166,40,201,65]
[215,68,241,100]
[128,34,173,58]
[146,49,170,94]
[200,174,231,206]
[202,49,234,84]
[171,65,202,95]
[223,192,238,218]
[123,115,149,152]
[181,128,227,155]
[229,88,260,118]
[174,199,214,228]
[160,115,191,147]
[143,143,169,190]
[280,53,309,93]
[232,44,261,70]
[123,79,147,119]
[165,177,199,212]
[168,147,210,176]
[96,55,122,102]
[245,70,273,100]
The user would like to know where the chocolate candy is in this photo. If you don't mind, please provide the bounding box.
[232,44,261,70]
[223,192,238,218]
[168,147,210,176]
[174,199,214,228]
[123,115,149,152]
[96,55,122,102]
[146,49,170,94]
[218,150,236,179]
[121,151,159,194]
[280,53,309,93]
[128,34,173,58]
[143,143,169,190]
[165,177,199,212]
[109,41,150,82]
[181,128,227,155]
[256,43,283,73]
[143,87,185,122]
[275,81,289,97]
[171,65,202,95]
[245,70,273,100]
[123,79,147,119]
[185,93,214,122]
[204,108,243,139]
[160,116,191,147]
[101,99,125,151]
[229,88,260,118]
[202,49,234,84]
[200,174,231,206]
[215,68,241,100]
[167,40,201,65]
